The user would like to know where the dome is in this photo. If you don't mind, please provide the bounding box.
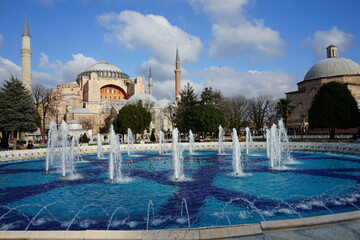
[84,61,122,72]
[68,119,79,124]
[304,57,360,81]
[79,60,129,79]
[70,108,93,114]
[157,99,173,109]
[125,93,159,108]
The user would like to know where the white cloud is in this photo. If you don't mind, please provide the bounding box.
[0,53,96,89]
[188,0,286,60]
[152,79,203,100]
[303,27,353,58]
[97,10,202,64]
[210,21,285,59]
[0,57,21,86]
[32,71,57,88]
[38,52,97,85]
[62,54,97,81]
[189,0,248,22]
[195,66,295,98]
[136,58,195,100]
[37,0,65,7]
[137,58,190,83]
[0,34,4,47]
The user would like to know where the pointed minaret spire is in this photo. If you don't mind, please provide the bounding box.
[176,44,180,63]
[22,15,30,37]
[21,15,32,92]
[174,45,181,101]
[148,66,153,96]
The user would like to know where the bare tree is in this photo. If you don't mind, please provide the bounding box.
[162,104,177,128]
[81,118,94,130]
[247,95,275,133]
[222,95,249,131]
[32,84,57,140]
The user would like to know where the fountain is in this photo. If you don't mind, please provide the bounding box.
[2,118,360,233]
[218,125,225,155]
[231,128,244,176]
[278,119,294,164]
[159,131,165,155]
[45,120,80,178]
[60,121,69,177]
[45,122,58,173]
[109,125,123,181]
[268,119,292,169]
[245,127,253,155]
[127,128,134,156]
[67,133,81,178]
[266,128,270,158]
[172,128,184,181]
[97,133,104,159]
[188,130,195,155]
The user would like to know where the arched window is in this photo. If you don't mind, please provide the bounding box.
[100,85,126,101]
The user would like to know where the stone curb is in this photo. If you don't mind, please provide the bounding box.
[1,211,360,239]
[0,142,359,162]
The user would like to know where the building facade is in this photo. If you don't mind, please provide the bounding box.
[49,53,179,139]
[16,19,180,139]
[286,45,360,129]
[49,60,146,134]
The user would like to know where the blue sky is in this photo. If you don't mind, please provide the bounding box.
[1,0,359,100]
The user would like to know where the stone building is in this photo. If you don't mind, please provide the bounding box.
[14,17,180,141]
[48,60,146,134]
[286,45,360,129]
[48,50,180,139]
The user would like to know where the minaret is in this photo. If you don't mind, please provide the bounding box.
[20,16,32,92]
[148,66,153,96]
[174,46,181,101]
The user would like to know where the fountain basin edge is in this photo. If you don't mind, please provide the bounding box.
[0,210,360,239]
[1,141,359,162]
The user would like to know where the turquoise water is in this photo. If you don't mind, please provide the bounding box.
[0,149,359,230]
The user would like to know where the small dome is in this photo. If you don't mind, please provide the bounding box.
[70,108,93,114]
[304,57,360,81]
[158,99,173,109]
[63,96,79,101]
[125,93,159,108]
[68,119,79,124]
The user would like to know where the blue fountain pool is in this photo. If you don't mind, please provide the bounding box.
[1,149,360,231]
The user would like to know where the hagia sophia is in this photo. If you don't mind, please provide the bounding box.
[18,18,360,138]
[20,18,179,139]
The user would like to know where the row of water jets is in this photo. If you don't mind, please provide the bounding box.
[45,119,291,181]
[2,186,359,231]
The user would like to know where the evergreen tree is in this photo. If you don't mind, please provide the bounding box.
[175,83,198,133]
[150,129,156,142]
[178,82,198,109]
[200,87,223,108]
[176,84,225,136]
[0,77,38,149]
[113,105,151,139]
[308,82,360,139]
[194,105,225,135]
